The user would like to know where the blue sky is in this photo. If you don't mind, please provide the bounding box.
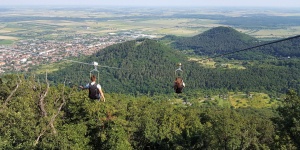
[1,0,300,7]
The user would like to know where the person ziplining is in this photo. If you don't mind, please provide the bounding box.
[80,74,106,102]
[61,60,124,101]
[76,61,106,102]
[174,63,185,94]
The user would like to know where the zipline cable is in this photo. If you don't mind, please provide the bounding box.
[0,47,126,70]
[3,34,300,72]
[61,59,91,65]
[201,34,300,61]
[175,34,300,83]
[62,58,128,70]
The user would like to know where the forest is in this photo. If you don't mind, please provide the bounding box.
[0,74,300,149]
[1,26,300,149]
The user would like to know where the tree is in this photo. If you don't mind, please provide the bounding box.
[274,89,300,149]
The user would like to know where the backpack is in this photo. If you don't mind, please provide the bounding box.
[88,83,100,99]
[175,84,184,93]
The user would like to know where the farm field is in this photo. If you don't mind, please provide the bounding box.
[1,7,300,43]
[188,57,247,69]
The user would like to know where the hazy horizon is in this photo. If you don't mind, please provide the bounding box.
[1,0,300,8]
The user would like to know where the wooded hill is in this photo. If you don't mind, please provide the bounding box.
[46,32,300,95]
[170,26,300,59]
[48,39,186,94]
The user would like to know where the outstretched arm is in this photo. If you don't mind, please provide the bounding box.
[99,89,105,102]
[79,84,89,90]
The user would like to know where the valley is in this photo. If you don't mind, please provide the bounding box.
[1,6,300,149]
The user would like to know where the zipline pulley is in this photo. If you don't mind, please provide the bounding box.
[175,63,183,77]
[90,61,100,81]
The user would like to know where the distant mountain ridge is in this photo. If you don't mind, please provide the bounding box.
[171,26,300,59]
[173,26,257,55]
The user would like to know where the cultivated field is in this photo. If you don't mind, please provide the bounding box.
[239,26,300,39]
[188,57,247,69]
[1,7,300,44]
